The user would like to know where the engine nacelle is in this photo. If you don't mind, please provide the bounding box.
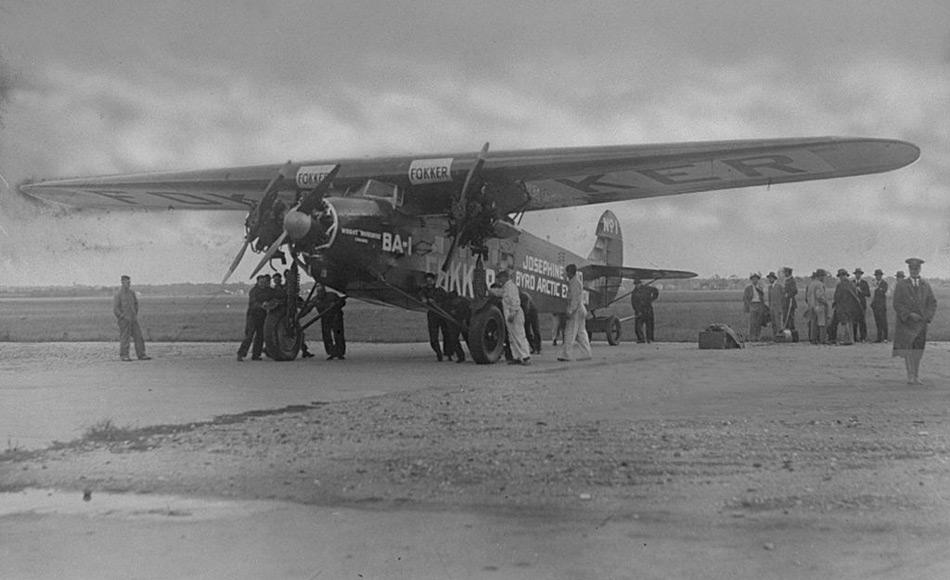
[284,196,396,256]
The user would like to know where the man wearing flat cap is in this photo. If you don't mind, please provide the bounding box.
[870,268,889,343]
[892,258,936,385]
[852,268,871,342]
[113,275,150,361]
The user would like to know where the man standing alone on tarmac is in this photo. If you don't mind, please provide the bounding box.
[113,275,150,361]
[630,278,659,343]
[237,274,270,361]
[892,258,936,385]
[558,264,592,361]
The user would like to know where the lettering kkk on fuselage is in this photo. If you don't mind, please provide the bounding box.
[411,229,574,312]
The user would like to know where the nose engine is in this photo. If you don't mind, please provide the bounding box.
[283,200,338,251]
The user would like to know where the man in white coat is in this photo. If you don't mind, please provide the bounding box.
[495,270,532,365]
[557,264,592,362]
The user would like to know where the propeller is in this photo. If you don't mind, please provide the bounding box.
[441,142,489,272]
[247,231,288,279]
[220,160,294,284]
[246,164,342,280]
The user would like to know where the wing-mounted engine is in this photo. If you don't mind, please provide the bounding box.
[283,195,338,251]
[439,143,529,270]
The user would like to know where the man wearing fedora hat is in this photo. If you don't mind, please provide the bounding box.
[852,268,871,342]
[831,268,862,345]
[892,257,937,385]
[805,269,830,344]
[870,268,889,343]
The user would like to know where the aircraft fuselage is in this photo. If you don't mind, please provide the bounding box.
[307,198,584,315]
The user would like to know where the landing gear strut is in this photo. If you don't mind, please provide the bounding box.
[263,261,304,361]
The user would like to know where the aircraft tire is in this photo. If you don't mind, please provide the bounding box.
[263,308,303,361]
[606,315,622,346]
[467,304,505,364]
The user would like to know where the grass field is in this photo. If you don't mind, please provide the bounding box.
[1,290,948,343]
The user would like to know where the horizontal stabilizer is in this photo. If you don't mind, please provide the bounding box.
[580,264,697,281]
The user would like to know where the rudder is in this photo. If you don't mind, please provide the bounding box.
[587,210,623,308]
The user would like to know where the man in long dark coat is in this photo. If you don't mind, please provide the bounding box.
[871,268,889,343]
[832,269,862,345]
[853,267,871,342]
[892,258,937,385]
[631,279,660,343]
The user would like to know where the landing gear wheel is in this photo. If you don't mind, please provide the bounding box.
[606,315,622,346]
[264,308,302,361]
[467,304,505,364]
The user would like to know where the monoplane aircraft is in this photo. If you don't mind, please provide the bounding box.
[19,137,919,362]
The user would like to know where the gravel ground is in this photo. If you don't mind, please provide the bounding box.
[2,341,950,578]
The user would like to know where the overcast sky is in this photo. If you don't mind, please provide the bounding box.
[1,0,949,286]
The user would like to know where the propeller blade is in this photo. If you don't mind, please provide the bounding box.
[253,160,294,229]
[220,161,293,284]
[248,231,288,279]
[297,165,341,215]
[456,142,489,218]
[221,237,251,285]
[442,143,489,272]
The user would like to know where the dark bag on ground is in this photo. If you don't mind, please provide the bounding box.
[699,323,743,349]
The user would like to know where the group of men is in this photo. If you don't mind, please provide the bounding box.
[418,263,595,366]
[418,272,468,363]
[743,266,800,342]
[112,252,936,385]
[743,258,937,385]
[236,272,345,362]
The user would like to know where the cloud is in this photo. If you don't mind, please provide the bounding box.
[1,1,949,284]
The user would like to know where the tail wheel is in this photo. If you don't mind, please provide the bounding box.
[606,315,622,346]
[264,308,302,361]
[467,304,505,364]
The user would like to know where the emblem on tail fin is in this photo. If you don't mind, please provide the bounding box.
[587,210,624,306]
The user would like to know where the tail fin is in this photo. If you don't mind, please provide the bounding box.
[586,210,623,308]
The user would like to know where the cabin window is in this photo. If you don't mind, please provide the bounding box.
[357,179,402,207]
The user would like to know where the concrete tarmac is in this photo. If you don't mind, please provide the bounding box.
[1,342,468,449]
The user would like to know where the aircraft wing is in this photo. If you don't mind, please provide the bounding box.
[503,137,919,211]
[18,136,918,212]
[581,264,698,281]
